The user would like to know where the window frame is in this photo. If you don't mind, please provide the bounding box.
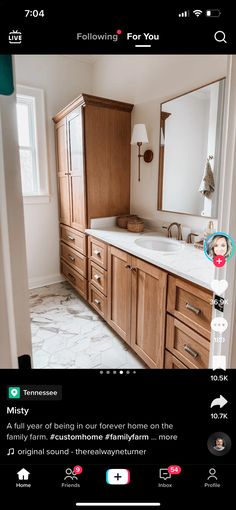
[16,85,49,203]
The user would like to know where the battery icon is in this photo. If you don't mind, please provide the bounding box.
[206,9,221,17]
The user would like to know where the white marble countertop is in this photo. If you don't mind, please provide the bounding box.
[85,227,215,290]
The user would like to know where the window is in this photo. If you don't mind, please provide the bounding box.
[16,85,49,201]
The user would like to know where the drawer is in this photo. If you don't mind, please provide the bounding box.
[166,314,210,369]
[61,261,87,300]
[60,225,86,255]
[164,350,188,369]
[167,275,212,339]
[89,284,107,320]
[88,236,107,269]
[88,260,107,296]
[61,242,87,278]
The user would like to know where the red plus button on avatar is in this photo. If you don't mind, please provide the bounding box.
[213,255,226,267]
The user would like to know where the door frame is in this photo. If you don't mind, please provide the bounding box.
[0,70,32,368]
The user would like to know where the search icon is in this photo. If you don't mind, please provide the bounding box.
[214,31,227,43]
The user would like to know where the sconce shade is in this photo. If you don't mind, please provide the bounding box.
[131,124,149,144]
[160,127,165,146]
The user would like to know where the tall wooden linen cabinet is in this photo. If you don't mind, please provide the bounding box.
[53,94,134,299]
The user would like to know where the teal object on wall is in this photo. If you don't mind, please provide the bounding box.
[0,55,14,95]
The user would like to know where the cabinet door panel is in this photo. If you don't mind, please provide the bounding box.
[55,119,70,226]
[67,107,87,231]
[107,246,132,344]
[85,106,131,220]
[131,258,167,368]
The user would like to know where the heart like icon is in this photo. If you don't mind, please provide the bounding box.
[211,279,228,296]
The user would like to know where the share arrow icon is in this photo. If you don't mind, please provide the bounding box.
[210,395,228,408]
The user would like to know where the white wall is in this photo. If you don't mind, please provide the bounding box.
[14,55,93,288]
[93,55,227,232]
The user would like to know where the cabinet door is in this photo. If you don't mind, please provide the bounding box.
[55,118,70,226]
[85,105,131,221]
[107,246,132,344]
[131,258,167,368]
[67,107,87,231]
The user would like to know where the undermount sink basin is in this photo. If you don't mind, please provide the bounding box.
[135,237,184,253]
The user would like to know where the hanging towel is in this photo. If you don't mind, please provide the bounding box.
[198,159,215,198]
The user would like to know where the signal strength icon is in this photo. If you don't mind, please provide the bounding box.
[178,10,190,17]
[193,9,203,17]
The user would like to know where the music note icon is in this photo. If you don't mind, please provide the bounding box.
[7,448,14,456]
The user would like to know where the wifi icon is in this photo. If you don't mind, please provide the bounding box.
[193,9,203,17]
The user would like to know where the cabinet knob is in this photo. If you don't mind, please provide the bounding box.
[94,298,101,305]
[67,235,75,241]
[186,302,201,315]
[94,274,101,280]
[94,249,101,256]
[68,254,75,262]
[68,272,76,282]
[184,344,199,359]
[125,264,131,269]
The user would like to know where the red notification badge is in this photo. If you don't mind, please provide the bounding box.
[168,465,182,475]
[73,465,83,475]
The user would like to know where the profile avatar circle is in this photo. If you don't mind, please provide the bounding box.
[207,432,231,456]
[204,232,235,267]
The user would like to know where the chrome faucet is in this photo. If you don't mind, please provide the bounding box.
[167,222,183,240]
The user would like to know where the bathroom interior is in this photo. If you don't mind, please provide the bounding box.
[2,53,235,370]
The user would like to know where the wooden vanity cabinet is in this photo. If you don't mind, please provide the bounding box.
[54,94,133,298]
[54,94,133,232]
[107,246,167,367]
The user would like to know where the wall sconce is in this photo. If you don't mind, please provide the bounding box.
[131,123,154,182]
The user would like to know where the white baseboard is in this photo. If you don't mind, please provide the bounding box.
[29,273,65,290]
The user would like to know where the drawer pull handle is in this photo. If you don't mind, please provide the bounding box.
[68,272,76,282]
[184,344,199,359]
[67,235,75,241]
[94,298,101,305]
[186,302,201,315]
[64,172,70,175]
[94,274,101,280]
[125,264,131,269]
[68,255,75,261]
[94,249,101,256]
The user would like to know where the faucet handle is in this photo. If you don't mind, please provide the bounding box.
[162,226,168,236]
[187,233,199,244]
[177,224,183,241]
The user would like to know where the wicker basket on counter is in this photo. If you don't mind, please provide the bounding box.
[116,214,139,228]
[127,219,144,233]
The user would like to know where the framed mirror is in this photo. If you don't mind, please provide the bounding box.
[157,78,225,217]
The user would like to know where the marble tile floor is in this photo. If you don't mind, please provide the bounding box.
[30,282,146,369]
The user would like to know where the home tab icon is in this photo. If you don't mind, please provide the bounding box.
[17,468,30,481]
